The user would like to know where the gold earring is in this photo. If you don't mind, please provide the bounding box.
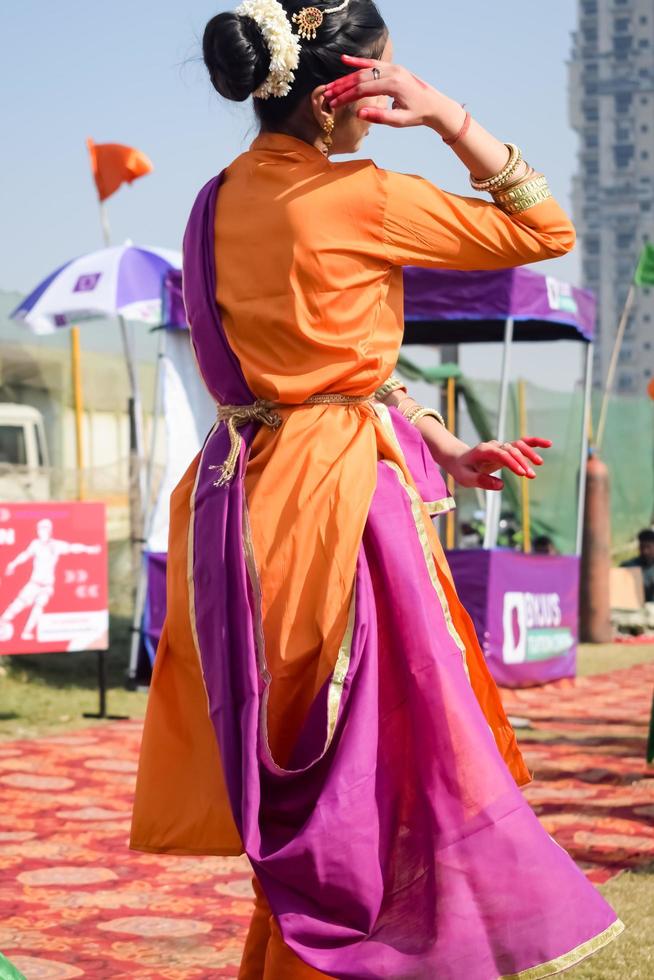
[322,116,335,155]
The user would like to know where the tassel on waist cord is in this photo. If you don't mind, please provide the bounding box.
[211,394,371,488]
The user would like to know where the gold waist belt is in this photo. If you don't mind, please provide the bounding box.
[212,394,372,487]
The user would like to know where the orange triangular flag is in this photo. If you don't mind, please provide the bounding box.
[86,138,154,202]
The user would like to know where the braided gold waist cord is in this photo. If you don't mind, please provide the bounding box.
[210,394,372,487]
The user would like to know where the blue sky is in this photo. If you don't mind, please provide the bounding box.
[0,0,583,387]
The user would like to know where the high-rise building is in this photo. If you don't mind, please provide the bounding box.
[570,0,654,395]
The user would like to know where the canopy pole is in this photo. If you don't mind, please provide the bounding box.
[576,343,594,557]
[126,328,168,687]
[143,328,167,532]
[518,379,531,553]
[596,284,636,452]
[484,317,514,549]
[446,375,457,550]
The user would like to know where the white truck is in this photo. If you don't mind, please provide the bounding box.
[0,404,51,501]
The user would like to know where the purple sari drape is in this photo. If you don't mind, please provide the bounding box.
[182,175,621,978]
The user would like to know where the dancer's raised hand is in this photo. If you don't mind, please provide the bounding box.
[325,55,451,130]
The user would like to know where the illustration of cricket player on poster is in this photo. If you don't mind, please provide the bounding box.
[0,503,108,654]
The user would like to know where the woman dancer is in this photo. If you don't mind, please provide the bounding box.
[131,2,622,976]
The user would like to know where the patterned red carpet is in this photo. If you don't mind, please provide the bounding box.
[0,662,652,979]
[502,661,654,886]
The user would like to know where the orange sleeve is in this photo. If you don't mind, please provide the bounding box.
[378,169,576,271]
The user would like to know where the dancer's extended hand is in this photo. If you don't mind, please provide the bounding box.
[446,438,552,492]
[325,55,446,129]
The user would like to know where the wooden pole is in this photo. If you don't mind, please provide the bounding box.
[70,326,86,501]
[596,284,636,452]
[446,375,456,550]
[518,379,531,554]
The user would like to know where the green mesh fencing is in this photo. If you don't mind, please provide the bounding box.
[397,358,654,557]
[461,380,654,556]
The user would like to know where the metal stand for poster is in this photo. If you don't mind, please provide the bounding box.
[83,650,129,721]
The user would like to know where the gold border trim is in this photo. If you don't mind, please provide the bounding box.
[425,496,456,516]
[373,402,455,519]
[241,495,281,772]
[188,423,220,715]
[326,584,356,743]
[499,919,624,980]
[372,400,407,455]
[382,459,470,681]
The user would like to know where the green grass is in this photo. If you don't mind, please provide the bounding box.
[577,641,654,676]
[548,642,654,978]
[569,867,654,978]
[0,615,147,739]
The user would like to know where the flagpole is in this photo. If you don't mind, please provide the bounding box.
[596,283,636,453]
[99,202,112,250]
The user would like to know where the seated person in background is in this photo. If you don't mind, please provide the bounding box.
[621,528,654,602]
[533,534,557,556]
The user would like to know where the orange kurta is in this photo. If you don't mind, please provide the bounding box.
[131,134,575,856]
[216,134,574,765]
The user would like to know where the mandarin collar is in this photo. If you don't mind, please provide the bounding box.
[250,132,329,164]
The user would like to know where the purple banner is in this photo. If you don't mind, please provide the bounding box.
[404,267,595,343]
[447,549,579,687]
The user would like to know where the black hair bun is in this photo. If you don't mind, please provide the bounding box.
[203,12,271,102]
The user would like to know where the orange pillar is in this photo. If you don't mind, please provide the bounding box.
[579,452,612,643]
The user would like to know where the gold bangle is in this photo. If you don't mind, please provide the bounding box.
[493,175,552,214]
[406,407,446,427]
[493,171,546,200]
[374,376,407,402]
[396,395,416,415]
[470,143,522,192]
[495,163,535,193]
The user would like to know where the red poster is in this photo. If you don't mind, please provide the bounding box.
[0,502,108,654]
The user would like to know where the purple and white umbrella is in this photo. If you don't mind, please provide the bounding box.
[10,244,181,334]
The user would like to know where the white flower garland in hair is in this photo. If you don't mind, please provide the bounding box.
[235,0,301,99]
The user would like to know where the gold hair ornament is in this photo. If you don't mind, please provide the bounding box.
[293,1,350,41]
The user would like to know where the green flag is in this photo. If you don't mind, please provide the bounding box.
[0,953,26,980]
[634,242,654,286]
